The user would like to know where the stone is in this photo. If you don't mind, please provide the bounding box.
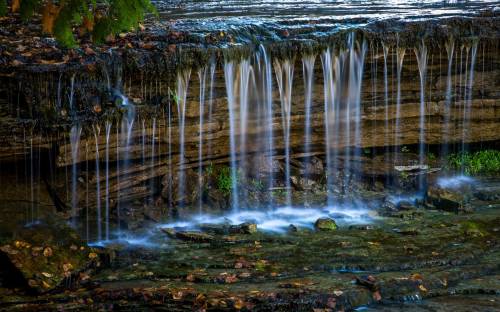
[230,222,257,234]
[427,181,474,212]
[161,228,214,243]
[397,200,417,210]
[0,221,101,293]
[200,222,258,235]
[314,218,338,231]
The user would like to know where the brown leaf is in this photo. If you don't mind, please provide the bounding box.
[84,47,96,55]
[43,247,53,257]
[11,0,20,13]
[172,290,183,300]
[41,1,60,34]
[410,273,423,281]
[83,15,94,32]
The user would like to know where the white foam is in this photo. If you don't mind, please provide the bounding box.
[436,175,474,188]
[158,203,375,233]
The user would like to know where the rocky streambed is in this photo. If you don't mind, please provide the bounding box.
[1,1,500,310]
[1,175,499,311]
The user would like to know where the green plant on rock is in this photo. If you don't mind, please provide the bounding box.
[205,162,214,177]
[250,179,264,191]
[1,0,157,47]
[168,88,180,105]
[217,166,236,196]
[399,171,410,182]
[446,150,500,176]
[0,0,7,15]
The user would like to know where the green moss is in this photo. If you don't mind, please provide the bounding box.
[447,150,500,176]
[217,166,236,196]
[15,0,157,47]
[0,0,7,16]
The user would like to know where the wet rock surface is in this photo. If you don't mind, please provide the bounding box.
[0,212,102,294]
[0,199,499,310]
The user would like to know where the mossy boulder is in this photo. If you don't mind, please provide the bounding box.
[230,222,257,234]
[314,218,338,231]
[0,221,101,294]
[427,182,474,212]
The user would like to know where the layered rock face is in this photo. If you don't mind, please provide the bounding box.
[0,18,499,236]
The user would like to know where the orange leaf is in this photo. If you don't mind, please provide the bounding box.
[41,1,60,34]
[11,0,20,13]
[83,16,94,32]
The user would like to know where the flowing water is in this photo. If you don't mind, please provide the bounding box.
[70,125,82,226]
[198,67,207,214]
[274,59,295,206]
[302,54,316,199]
[3,31,491,243]
[176,70,191,206]
[414,40,429,191]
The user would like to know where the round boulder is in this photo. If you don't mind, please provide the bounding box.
[314,218,338,231]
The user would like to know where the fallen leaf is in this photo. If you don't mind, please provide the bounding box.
[41,1,60,34]
[41,272,53,278]
[410,273,423,281]
[42,280,52,289]
[172,290,183,300]
[43,247,53,257]
[11,0,20,12]
[62,262,73,272]
[84,47,95,55]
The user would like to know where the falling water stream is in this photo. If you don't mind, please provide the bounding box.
[10,32,487,242]
[274,59,295,206]
[176,70,192,206]
[414,40,428,191]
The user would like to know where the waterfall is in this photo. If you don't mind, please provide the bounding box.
[69,73,76,114]
[442,39,455,159]
[461,41,478,170]
[302,54,316,179]
[29,133,35,224]
[382,43,390,155]
[239,59,253,205]
[118,92,135,236]
[345,34,367,191]
[104,121,112,240]
[70,125,82,227]
[321,48,336,204]
[176,70,192,206]
[274,59,294,206]
[394,46,406,164]
[150,117,157,199]
[258,44,274,205]
[93,125,102,241]
[167,98,173,209]
[141,119,147,166]
[198,67,207,214]
[207,59,216,160]
[85,141,89,242]
[224,61,239,211]
[115,122,121,234]
[414,40,428,191]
